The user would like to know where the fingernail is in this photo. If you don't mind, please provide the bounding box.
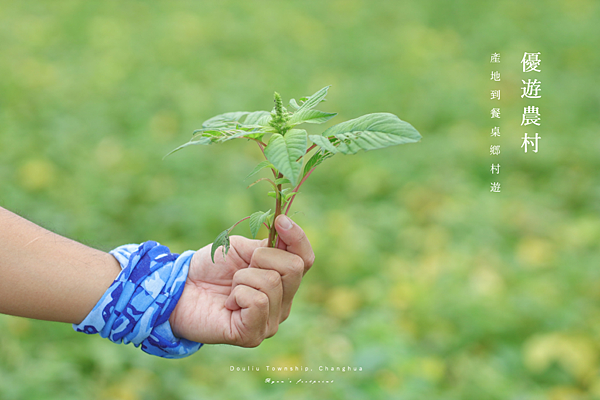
[278,215,292,230]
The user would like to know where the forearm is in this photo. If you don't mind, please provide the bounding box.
[0,206,120,324]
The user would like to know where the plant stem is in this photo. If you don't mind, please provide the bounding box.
[268,172,283,247]
[231,216,251,230]
[254,139,277,178]
[295,144,317,162]
[253,139,267,155]
[247,177,278,191]
[284,166,316,215]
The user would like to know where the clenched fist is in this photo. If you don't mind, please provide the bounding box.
[169,215,314,347]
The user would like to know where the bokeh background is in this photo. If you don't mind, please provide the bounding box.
[1,1,599,399]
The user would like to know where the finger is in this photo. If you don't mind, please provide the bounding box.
[224,284,269,347]
[274,215,315,274]
[249,247,304,322]
[228,235,268,265]
[229,268,283,338]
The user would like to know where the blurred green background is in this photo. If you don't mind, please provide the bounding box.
[1,1,599,399]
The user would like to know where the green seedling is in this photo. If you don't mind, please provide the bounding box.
[166,86,421,262]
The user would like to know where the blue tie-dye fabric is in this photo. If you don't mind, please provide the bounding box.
[73,241,203,358]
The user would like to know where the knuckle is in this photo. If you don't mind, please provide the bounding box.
[253,246,269,258]
[235,335,261,348]
[266,324,279,338]
[250,246,269,265]
[290,255,305,275]
[254,292,270,309]
[264,270,282,288]
[232,328,267,348]
[241,337,264,348]
[232,267,249,282]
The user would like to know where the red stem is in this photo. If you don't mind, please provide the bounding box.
[231,216,251,231]
[268,173,283,247]
[254,139,277,178]
[295,144,318,162]
[253,139,267,159]
[284,167,316,215]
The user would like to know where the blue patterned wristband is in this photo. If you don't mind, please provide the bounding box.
[73,241,203,359]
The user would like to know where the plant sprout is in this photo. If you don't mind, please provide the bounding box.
[166,86,421,262]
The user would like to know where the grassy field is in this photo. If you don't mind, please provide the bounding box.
[1,1,599,399]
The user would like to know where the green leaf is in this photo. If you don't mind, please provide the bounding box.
[295,86,330,112]
[284,191,298,201]
[274,177,290,185]
[302,149,334,177]
[264,129,307,186]
[211,228,231,263]
[244,160,274,181]
[267,191,277,199]
[170,126,268,155]
[163,135,212,158]
[202,112,250,128]
[315,113,421,155]
[249,210,271,239]
[202,111,272,129]
[308,135,339,153]
[214,129,263,143]
[243,111,272,126]
[289,99,301,110]
[289,109,337,126]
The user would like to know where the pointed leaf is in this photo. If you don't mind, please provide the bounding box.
[193,127,270,147]
[317,113,421,155]
[302,148,334,177]
[243,111,272,126]
[203,112,250,128]
[244,160,274,181]
[289,109,337,126]
[289,99,301,110]
[264,129,307,186]
[202,111,272,129]
[308,135,339,153]
[213,129,262,143]
[211,228,231,263]
[249,210,271,239]
[164,135,212,158]
[296,86,331,112]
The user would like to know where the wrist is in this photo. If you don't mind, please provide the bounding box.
[73,242,202,358]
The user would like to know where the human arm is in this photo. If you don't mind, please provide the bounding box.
[0,206,315,349]
[0,206,121,324]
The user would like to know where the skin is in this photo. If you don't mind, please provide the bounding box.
[169,215,315,347]
[0,206,314,347]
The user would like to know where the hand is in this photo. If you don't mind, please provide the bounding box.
[168,215,315,347]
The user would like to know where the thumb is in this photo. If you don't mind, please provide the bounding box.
[274,215,315,273]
